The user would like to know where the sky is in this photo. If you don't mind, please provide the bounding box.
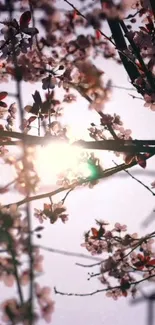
[1,0,155,325]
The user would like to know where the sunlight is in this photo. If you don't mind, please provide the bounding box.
[35,142,92,185]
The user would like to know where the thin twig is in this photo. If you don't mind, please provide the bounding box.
[54,274,155,297]
[112,160,155,196]
[125,9,142,20]
[35,245,103,261]
[61,188,73,204]
[112,85,137,91]
[76,261,102,268]
[129,93,144,100]
[0,178,17,192]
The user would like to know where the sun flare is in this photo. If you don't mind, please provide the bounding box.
[35,142,92,185]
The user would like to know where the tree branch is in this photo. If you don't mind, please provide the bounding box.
[120,20,155,91]
[2,129,155,153]
[6,153,154,207]
[35,245,103,261]
[107,18,140,83]
[149,0,155,19]
[54,274,155,297]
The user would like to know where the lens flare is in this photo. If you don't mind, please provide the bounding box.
[35,142,92,185]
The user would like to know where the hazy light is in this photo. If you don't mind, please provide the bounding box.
[35,142,92,185]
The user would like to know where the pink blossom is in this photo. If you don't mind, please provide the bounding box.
[151,181,155,188]
[114,223,127,232]
[20,270,30,286]
[3,274,15,287]
[144,94,155,111]
[34,282,55,322]
[1,298,18,322]
[130,252,139,264]
[141,238,154,253]
[34,208,47,224]
[106,288,122,300]
[35,283,51,305]
[143,268,155,280]
[41,301,55,323]
[63,93,76,103]
[33,251,44,273]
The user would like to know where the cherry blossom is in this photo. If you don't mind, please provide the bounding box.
[113,223,127,232]
[144,94,155,111]
[35,282,55,323]
[106,288,122,300]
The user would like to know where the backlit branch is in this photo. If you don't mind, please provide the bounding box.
[7,153,154,207]
[2,129,155,153]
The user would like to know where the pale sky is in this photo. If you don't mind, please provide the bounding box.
[1,1,155,325]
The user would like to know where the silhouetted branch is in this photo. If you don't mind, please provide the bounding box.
[150,0,155,19]
[107,18,140,83]
[2,129,155,153]
[120,20,155,91]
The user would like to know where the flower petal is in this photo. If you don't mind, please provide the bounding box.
[0,92,7,100]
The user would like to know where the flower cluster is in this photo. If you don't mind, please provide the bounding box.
[82,220,155,299]
[35,283,55,323]
[12,147,40,194]
[1,298,37,324]
[0,203,55,323]
[34,201,68,225]
[0,91,17,131]
[0,11,38,61]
